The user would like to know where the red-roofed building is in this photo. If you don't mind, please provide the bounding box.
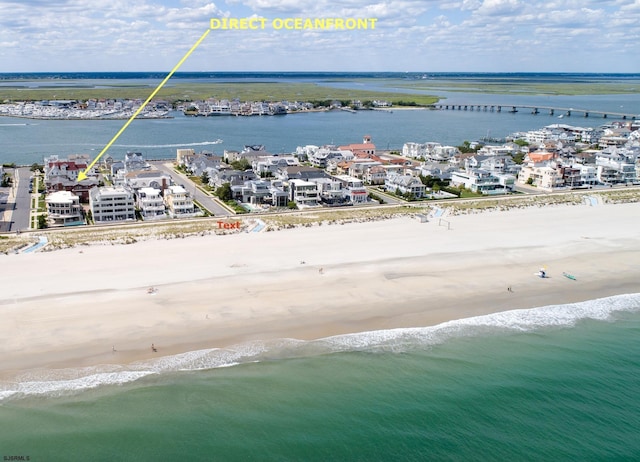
[339,135,376,156]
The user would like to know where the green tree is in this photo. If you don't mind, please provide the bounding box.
[457,141,476,153]
[230,158,251,171]
[215,183,232,201]
[201,171,210,185]
[512,152,525,164]
[37,215,48,229]
[287,201,298,209]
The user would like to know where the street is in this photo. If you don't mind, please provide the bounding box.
[0,167,32,232]
[150,161,231,217]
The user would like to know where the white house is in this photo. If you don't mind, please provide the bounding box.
[451,169,507,195]
[137,187,166,220]
[385,174,426,198]
[45,190,84,226]
[289,179,319,207]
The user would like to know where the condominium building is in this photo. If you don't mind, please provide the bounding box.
[89,186,136,222]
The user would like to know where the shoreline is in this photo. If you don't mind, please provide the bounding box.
[2,202,639,382]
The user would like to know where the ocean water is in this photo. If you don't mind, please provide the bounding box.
[2,293,640,461]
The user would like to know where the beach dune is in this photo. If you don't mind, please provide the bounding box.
[1,202,639,377]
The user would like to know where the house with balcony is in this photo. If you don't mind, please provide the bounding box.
[595,149,638,184]
[363,165,387,185]
[310,178,348,206]
[137,187,166,220]
[123,170,173,192]
[89,186,136,223]
[289,179,319,207]
[44,154,98,202]
[123,152,150,173]
[451,169,508,195]
[385,174,426,198]
[45,191,85,227]
[252,155,299,177]
[231,179,289,207]
[334,175,369,204]
[163,185,195,217]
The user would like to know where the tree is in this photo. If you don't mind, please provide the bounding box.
[201,171,210,185]
[30,163,43,173]
[458,141,476,153]
[287,201,298,209]
[230,158,251,171]
[37,215,48,229]
[512,152,525,164]
[215,183,232,201]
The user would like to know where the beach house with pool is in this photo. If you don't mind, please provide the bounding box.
[45,190,85,227]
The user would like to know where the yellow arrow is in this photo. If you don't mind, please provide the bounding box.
[78,28,211,182]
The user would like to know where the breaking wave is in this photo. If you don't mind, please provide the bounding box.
[2,293,639,403]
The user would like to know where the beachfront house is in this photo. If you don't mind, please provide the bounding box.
[45,190,85,227]
[231,179,289,208]
[163,185,195,217]
[333,175,369,204]
[89,186,136,223]
[137,187,166,220]
[385,174,426,198]
[288,179,319,207]
[309,177,347,206]
[450,169,508,195]
[595,149,638,184]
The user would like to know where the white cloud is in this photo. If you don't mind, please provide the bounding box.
[0,0,638,72]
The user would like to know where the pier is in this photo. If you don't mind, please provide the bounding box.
[433,103,637,120]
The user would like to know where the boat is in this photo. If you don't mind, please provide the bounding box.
[562,272,577,280]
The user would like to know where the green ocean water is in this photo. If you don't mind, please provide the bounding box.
[2,295,640,461]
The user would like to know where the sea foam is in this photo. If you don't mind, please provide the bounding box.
[2,293,639,403]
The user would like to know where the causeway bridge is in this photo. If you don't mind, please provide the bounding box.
[433,103,637,120]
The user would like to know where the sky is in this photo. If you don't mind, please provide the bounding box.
[0,0,639,73]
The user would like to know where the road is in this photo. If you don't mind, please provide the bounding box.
[0,167,32,232]
[150,161,231,217]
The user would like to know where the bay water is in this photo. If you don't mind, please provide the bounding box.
[1,72,639,165]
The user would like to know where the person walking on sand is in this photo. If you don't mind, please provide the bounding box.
[151,343,157,352]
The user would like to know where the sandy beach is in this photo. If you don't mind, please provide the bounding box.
[1,201,639,379]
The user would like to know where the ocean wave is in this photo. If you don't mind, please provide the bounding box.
[2,293,639,403]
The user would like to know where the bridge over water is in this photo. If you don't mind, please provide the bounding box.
[433,103,637,120]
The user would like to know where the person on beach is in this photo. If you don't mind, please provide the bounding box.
[151,343,157,352]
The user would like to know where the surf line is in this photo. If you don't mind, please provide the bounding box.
[78,29,211,181]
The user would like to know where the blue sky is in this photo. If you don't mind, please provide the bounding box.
[0,0,638,72]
